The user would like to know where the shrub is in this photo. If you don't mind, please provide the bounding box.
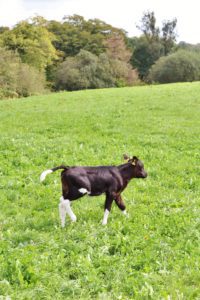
[0,47,47,99]
[55,55,90,91]
[16,64,47,97]
[148,50,200,83]
[55,50,139,91]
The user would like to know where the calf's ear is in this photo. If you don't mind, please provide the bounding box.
[123,154,130,161]
[132,156,138,165]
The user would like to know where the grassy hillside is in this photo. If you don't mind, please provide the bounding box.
[0,83,199,299]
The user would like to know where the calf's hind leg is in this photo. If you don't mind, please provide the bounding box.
[59,178,78,227]
[59,197,67,227]
[59,196,77,227]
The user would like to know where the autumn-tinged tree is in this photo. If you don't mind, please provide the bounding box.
[104,33,138,85]
[104,34,131,62]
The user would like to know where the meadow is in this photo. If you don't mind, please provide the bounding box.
[0,82,199,299]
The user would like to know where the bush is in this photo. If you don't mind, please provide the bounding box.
[55,50,139,91]
[0,88,18,99]
[16,64,47,97]
[148,50,200,83]
[0,47,47,99]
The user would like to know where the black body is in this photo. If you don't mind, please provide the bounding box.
[52,156,147,213]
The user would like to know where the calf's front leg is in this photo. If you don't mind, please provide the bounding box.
[115,194,128,216]
[102,193,114,225]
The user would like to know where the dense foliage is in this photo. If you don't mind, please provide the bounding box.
[130,11,177,80]
[0,48,47,98]
[56,49,138,90]
[0,18,57,71]
[56,50,114,90]
[47,15,122,58]
[130,38,164,80]
[0,12,200,99]
[148,50,200,83]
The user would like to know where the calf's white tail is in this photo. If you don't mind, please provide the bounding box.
[40,169,53,182]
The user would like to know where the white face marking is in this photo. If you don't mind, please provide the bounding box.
[102,209,110,225]
[40,169,53,182]
[78,188,90,194]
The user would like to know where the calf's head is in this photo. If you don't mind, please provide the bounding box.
[123,154,148,179]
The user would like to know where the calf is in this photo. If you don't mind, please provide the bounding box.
[40,155,147,226]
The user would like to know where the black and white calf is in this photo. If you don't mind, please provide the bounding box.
[40,155,147,226]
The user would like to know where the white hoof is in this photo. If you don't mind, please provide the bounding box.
[71,215,77,222]
[102,220,107,225]
[61,222,65,228]
[122,210,128,217]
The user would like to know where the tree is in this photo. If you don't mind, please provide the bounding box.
[103,33,138,86]
[161,18,177,55]
[0,27,9,34]
[136,11,160,42]
[130,38,164,79]
[47,15,126,58]
[104,33,132,62]
[48,18,105,57]
[0,18,58,71]
[130,11,177,80]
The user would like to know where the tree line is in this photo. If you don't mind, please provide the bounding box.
[0,12,200,99]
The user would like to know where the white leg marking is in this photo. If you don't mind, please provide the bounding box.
[63,199,77,222]
[102,209,110,225]
[122,210,129,218]
[59,197,77,226]
[78,188,90,194]
[59,198,67,227]
[40,169,53,182]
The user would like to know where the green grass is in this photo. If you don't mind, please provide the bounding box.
[0,82,199,299]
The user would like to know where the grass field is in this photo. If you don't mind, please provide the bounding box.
[0,82,200,299]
